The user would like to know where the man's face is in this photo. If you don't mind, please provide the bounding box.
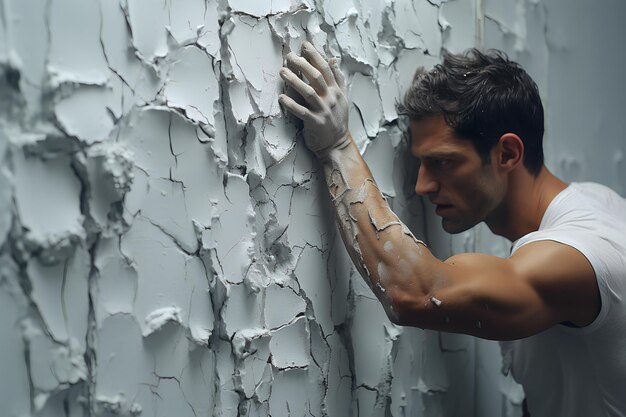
[410,116,504,234]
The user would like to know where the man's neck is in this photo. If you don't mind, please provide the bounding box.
[485,165,569,241]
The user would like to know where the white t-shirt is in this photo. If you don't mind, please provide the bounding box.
[502,182,626,417]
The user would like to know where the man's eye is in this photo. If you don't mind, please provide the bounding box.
[434,159,451,168]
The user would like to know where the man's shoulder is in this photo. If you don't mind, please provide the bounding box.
[569,182,626,219]
[511,182,626,313]
[515,181,626,252]
[510,181,626,289]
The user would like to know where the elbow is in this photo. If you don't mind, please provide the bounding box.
[376,259,433,326]
[384,286,423,326]
[381,267,437,327]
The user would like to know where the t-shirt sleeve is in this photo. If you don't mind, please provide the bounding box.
[511,230,622,333]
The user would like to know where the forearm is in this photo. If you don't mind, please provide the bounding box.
[278,43,554,339]
[279,43,453,326]
[321,134,435,322]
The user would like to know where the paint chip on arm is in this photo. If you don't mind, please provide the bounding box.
[430,296,442,307]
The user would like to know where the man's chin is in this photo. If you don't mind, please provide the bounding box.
[441,218,476,234]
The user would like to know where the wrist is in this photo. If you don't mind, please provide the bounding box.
[316,133,352,162]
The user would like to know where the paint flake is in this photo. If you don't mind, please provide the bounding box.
[167,0,220,56]
[430,296,442,307]
[124,0,169,63]
[270,316,310,369]
[54,85,116,143]
[349,73,383,138]
[48,0,109,85]
[94,237,137,324]
[12,151,85,263]
[164,46,220,125]
[363,130,397,197]
[264,284,306,329]
[226,16,283,116]
[143,306,183,337]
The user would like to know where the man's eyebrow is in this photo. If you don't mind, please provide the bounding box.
[420,150,465,159]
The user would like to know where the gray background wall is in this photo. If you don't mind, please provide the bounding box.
[0,0,624,416]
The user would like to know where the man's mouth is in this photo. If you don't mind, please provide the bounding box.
[435,204,453,214]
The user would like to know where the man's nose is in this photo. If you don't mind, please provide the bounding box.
[415,165,438,196]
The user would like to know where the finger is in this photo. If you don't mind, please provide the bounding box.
[283,59,304,102]
[286,52,328,95]
[301,41,335,87]
[285,83,306,107]
[279,94,315,122]
[280,67,325,109]
[329,57,346,90]
[285,55,302,77]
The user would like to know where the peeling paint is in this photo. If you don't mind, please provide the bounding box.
[0,0,491,413]
[2,0,623,416]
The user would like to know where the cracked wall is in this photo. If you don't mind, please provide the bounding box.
[1,0,624,417]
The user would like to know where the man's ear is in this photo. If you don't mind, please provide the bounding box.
[496,133,524,172]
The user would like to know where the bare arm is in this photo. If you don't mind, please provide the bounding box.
[318,134,599,339]
[279,42,600,340]
[320,136,433,322]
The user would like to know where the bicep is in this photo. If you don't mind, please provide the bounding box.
[399,241,598,340]
[509,240,600,328]
[439,252,558,340]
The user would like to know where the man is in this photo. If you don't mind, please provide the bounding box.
[278,42,626,416]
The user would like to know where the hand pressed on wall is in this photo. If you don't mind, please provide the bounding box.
[278,41,351,158]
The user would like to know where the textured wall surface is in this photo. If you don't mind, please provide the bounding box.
[1,0,624,416]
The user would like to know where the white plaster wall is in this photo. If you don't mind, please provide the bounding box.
[1,0,624,416]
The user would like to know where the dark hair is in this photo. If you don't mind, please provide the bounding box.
[403,48,544,175]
